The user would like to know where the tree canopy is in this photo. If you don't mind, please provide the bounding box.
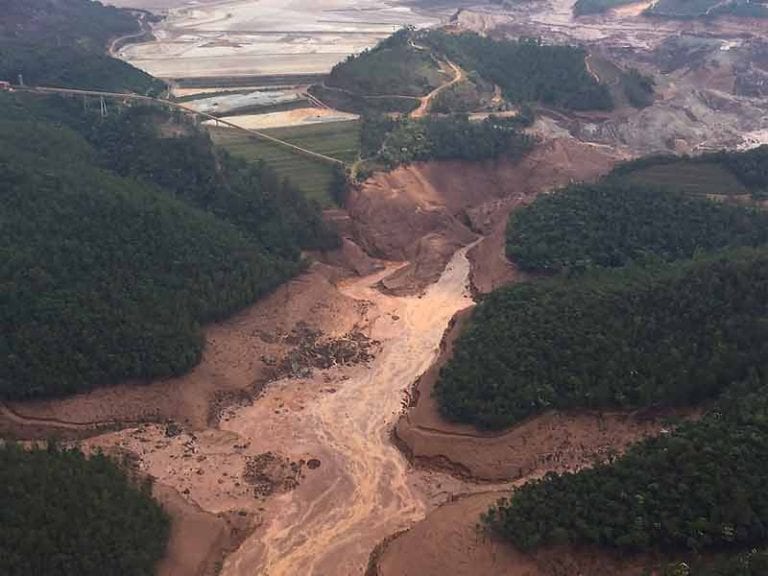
[1,442,169,576]
[506,183,768,273]
[0,93,336,399]
[424,31,614,111]
[0,0,163,93]
[485,374,768,554]
[437,249,768,429]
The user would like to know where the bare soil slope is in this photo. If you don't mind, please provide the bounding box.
[373,492,651,576]
[349,137,619,295]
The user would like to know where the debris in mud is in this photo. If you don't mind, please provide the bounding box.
[164,421,183,438]
[275,322,379,379]
[243,452,305,498]
[208,389,253,425]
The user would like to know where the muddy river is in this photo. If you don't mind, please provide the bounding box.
[220,246,482,575]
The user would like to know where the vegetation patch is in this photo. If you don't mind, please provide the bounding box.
[612,146,768,199]
[0,93,335,400]
[357,113,534,179]
[573,0,637,15]
[326,28,448,100]
[1,442,169,576]
[485,376,768,555]
[506,183,768,273]
[0,0,164,93]
[436,249,768,429]
[424,31,613,111]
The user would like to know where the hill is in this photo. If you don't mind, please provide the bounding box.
[423,31,614,111]
[317,28,615,114]
[1,442,169,576]
[436,249,768,429]
[0,0,163,93]
[485,376,768,569]
[506,181,768,273]
[0,93,336,400]
[322,28,447,113]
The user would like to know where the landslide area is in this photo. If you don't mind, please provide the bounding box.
[347,136,619,296]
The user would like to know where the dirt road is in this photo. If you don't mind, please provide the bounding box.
[220,246,477,575]
[411,58,465,118]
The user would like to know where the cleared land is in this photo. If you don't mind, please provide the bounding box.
[211,121,360,206]
[622,162,750,195]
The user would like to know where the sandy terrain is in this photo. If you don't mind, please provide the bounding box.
[212,108,359,130]
[107,0,453,79]
[372,491,656,576]
[185,89,303,114]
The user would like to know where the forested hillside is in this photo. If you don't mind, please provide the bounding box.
[0,0,163,92]
[436,249,768,429]
[423,31,613,111]
[485,376,768,559]
[357,113,533,177]
[506,183,768,272]
[320,28,614,114]
[1,442,169,576]
[326,28,446,102]
[0,93,336,399]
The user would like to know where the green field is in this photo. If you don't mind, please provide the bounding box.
[623,162,749,196]
[210,121,360,207]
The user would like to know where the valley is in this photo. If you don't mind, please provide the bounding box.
[1,0,767,575]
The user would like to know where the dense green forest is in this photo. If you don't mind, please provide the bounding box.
[357,113,533,176]
[506,183,768,273]
[423,31,613,111]
[320,28,614,113]
[484,375,768,554]
[0,93,336,399]
[326,28,447,101]
[436,249,768,429]
[1,442,169,575]
[0,0,163,93]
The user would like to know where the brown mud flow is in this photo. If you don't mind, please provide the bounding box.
[219,246,479,575]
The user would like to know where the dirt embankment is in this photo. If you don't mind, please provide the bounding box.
[395,307,699,481]
[380,306,695,576]
[348,137,620,296]
[372,491,656,576]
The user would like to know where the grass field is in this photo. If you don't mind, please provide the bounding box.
[210,120,360,207]
[624,162,749,196]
